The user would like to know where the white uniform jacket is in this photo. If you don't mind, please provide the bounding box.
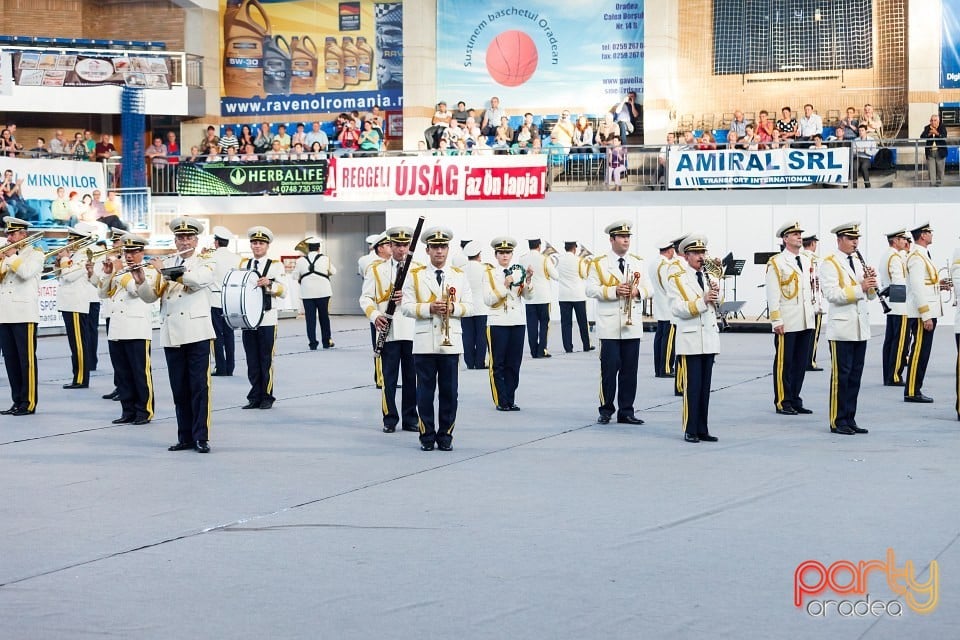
[520,250,558,305]
[294,251,336,299]
[89,258,116,318]
[464,260,491,315]
[879,247,907,317]
[100,266,159,341]
[138,252,216,348]
[765,249,816,332]
[585,252,650,340]
[359,257,417,342]
[557,252,588,302]
[0,246,44,324]
[239,257,287,327]
[664,261,720,355]
[357,252,379,277]
[56,250,93,314]
[400,264,474,354]
[819,251,874,342]
[210,246,239,309]
[904,247,943,321]
[649,255,677,322]
[484,263,532,326]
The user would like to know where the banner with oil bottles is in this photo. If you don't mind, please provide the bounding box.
[220,0,402,116]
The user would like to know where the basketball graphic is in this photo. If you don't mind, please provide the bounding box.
[485,30,538,87]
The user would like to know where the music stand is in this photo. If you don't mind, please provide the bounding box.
[753,252,778,320]
[721,252,746,315]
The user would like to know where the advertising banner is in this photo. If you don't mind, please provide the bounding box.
[667,147,850,189]
[13,52,171,89]
[943,0,960,88]
[176,160,329,195]
[220,0,403,117]
[0,157,106,200]
[327,154,548,201]
[436,0,642,113]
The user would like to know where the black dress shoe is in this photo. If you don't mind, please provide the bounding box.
[508,404,521,411]
[259,399,274,410]
[776,407,798,415]
[401,424,419,432]
[168,442,194,451]
[132,418,150,425]
[112,416,135,424]
[541,353,552,358]
[684,433,699,443]
[383,425,396,433]
[795,407,813,414]
[195,441,210,453]
[0,406,15,415]
[211,371,232,377]
[102,390,119,400]
[807,366,824,372]
[617,416,645,425]
[597,415,611,424]
[905,394,934,403]
[63,383,88,389]
[241,401,259,409]
[565,349,573,353]
[655,374,674,378]
[437,442,452,451]
[420,443,435,451]
[10,408,35,416]
[308,343,319,351]
[323,342,335,349]
[496,405,512,411]
[585,346,595,351]
[850,426,869,433]
[699,434,719,442]
[831,426,857,435]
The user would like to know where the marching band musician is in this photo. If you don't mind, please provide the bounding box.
[558,241,593,354]
[401,226,474,452]
[239,226,287,410]
[95,233,157,425]
[484,236,533,411]
[585,220,649,425]
[359,232,389,386]
[137,216,216,453]
[0,216,44,416]
[57,225,95,389]
[649,235,680,378]
[665,234,721,443]
[904,222,948,403]
[93,228,127,401]
[880,229,910,387]
[818,222,874,435]
[210,226,237,375]
[952,245,960,420]
[293,236,337,350]
[801,234,824,371]
[359,225,419,434]
[521,238,558,358]
[461,241,489,369]
[765,221,816,416]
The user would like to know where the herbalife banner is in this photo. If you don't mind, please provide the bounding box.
[667,148,850,189]
[177,160,329,195]
[0,157,106,199]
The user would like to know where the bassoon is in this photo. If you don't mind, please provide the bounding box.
[373,216,425,355]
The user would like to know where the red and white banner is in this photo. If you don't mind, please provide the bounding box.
[327,154,548,201]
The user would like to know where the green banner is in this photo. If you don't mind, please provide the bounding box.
[176,160,328,195]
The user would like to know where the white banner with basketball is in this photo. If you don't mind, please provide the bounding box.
[327,154,548,201]
[0,157,107,199]
[667,147,851,189]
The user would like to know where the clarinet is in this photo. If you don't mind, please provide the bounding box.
[373,216,425,355]
[855,250,891,314]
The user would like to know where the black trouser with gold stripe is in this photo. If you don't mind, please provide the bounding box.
[415,354,459,448]
[487,325,525,408]
[807,313,823,370]
[653,320,675,376]
[599,338,641,420]
[165,340,212,445]
[86,301,100,371]
[379,339,417,430]
[110,339,154,422]
[525,303,550,357]
[882,314,909,385]
[773,329,813,411]
[560,301,591,353]
[62,310,89,386]
[0,322,38,412]
[906,318,936,397]
[461,314,488,369]
[211,305,235,374]
[370,322,381,386]
[680,353,715,437]
[829,340,866,430]
[242,325,277,404]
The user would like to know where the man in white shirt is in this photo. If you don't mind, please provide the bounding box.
[521,239,559,357]
[557,241,593,353]
[293,236,336,350]
[461,241,489,369]
[210,226,238,376]
[797,104,823,143]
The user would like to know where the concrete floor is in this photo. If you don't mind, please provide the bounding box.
[1,316,958,639]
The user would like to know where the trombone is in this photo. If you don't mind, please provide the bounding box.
[1,231,44,254]
[43,234,99,261]
[87,246,124,261]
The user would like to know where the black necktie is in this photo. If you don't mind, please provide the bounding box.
[254,259,260,274]
[847,255,856,272]
[435,269,443,286]
[696,271,704,290]
[796,255,803,271]
[618,257,625,274]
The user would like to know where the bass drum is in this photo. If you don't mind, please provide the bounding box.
[221,269,264,330]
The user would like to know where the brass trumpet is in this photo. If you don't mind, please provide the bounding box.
[939,263,954,306]
[625,271,640,325]
[440,285,455,346]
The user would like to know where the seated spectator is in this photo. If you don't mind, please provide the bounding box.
[451,100,469,125]
[165,131,180,164]
[291,123,308,148]
[776,107,798,141]
[416,141,429,156]
[515,113,541,143]
[492,132,510,154]
[553,111,575,150]
[726,133,740,149]
[769,129,784,149]
[862,103,883,140]
[206,144,223,163]
[184,145,202,162]
[610,92,639,140]
[145,136,168,165]
[253,123,272,152]
[424,101,452,149]
[740,125,760,150]
[511,125,532,154]
[265,139,284,161]
[531,136,544,155]
[596,113,618,147]
[606,136,627,190]
[825,126,844,143]
[49,130,66,156]
[572,116,596,153]
[273,124,291,150]
[496,116,514,145]
[50,186,71,225]
[225,146,242,162]
[756,110,774,146]
[697,132,717,150]
[445,120,466,146]
[219,126,239,151]
[336,118,361,156]
[69,132,88,161]
[481,96,505,136]
[0,128,20,156]
[433,138,453,156]
[728,110,749,139]
[29,137,50,158]
[796,104,823,142]
[543,132,565,156]
[657,132,678,186]
[199,126,219,154]
[810,134,826,149]
[334,113,350,138]
[288,141,308,161]
[852,124,877,188]
[308,141,327,160]
[452,138,468,156]
[839,107,859,140]
[681,130,697,149]
[241,143,259,162]
[304,121,329,150]
[474,133,492,155]
[238,125,255,151]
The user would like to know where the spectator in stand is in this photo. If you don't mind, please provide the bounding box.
[305,121,329,150]
[496,116,514,145]
[852,124,877,188]
[69,132,87,161]
[145,136,168,165]
[862,104,883,140]
[3,124,23,155]
[29,137,50,158]
[611,91,639,141]
[740,125,760,150]
[769,128,783,149]
[238,125,255,151]
[424,101,452,149]
[726,133,740,149]
[657,132,677,186]
[337,118,360,157]
[445,120,465,147]
[333,113,349,138]
[572,115,596,153]
[206,144,223,162]
[839,107,859,140]
[825,126,844,143]
[481,96,505,136]
[366,107,384,134]
[225,146,242,163]
[777,107,798,141]
[291,123,307,149]
[219,126,239,151]
[83,130,96,159]
[453,138,468,155]
[254,123,272,153]
[49,130,66,156]
[0,128,17,157]
[597,113,618,148]
[531,136,544,154]
[757,110,774,146]
[165,131,180,165]
[728,110,749,138]
[265,139,284,161]
[492,131,510,154]
[511,125,531,154]
[95,134,117,162]
[51,186,71,225]
[451,100,469,125]
[810,134,827,149]
[308,141,326,160]
[514,113,541,143]
[474,131,491,155]
[606,136,627,191]
[434,138,452,156]
[199,126,219,154]
[681,130,697,149]
[796,104,823,143]
[273,124,291,151]
[698,131,717,150]
[242,143,259,162]
[185,145,202,162]
[920,114,947,187]
[553,111,575,151]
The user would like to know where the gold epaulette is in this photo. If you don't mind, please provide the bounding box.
[410,264,426,273]
[451,267,463,274]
